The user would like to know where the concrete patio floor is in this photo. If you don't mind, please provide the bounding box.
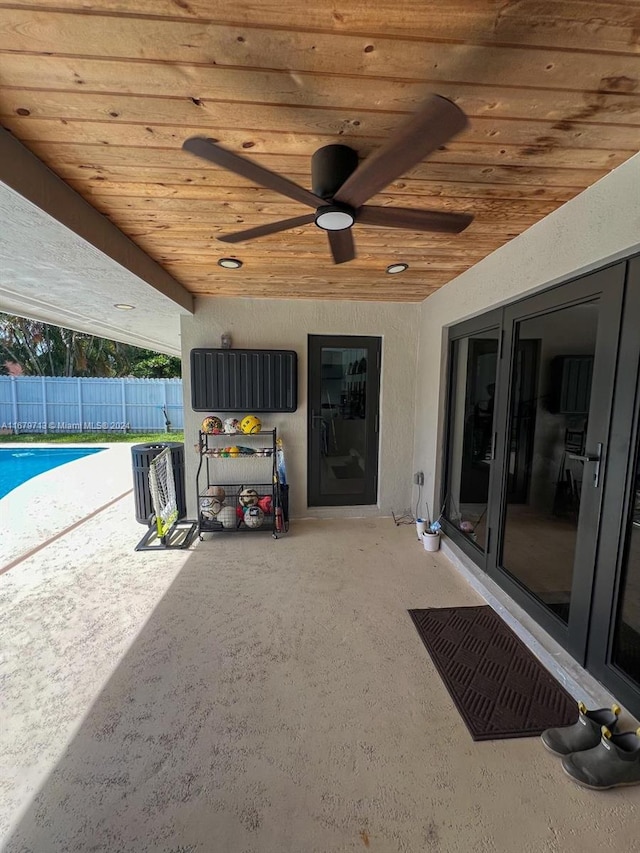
[1,496,639,852]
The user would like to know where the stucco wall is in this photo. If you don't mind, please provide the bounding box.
[413,152,640,511]
[181,297,419,519]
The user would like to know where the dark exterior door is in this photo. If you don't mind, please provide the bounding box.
[442,257,640,716]
[308,335,381,506]
[488,264,626,662]
[586,256,640,714]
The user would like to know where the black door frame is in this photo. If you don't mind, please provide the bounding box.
[587,256,640,711]
[307,334,381,507]
[442,263,626,663]
[441,308,503,570]
[491,265,625,661]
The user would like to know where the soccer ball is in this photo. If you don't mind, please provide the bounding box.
[217,505,237,529]
[200,495,222,518]
[239,488,259,507]
[240,415,261,434]
[201,415,222,434]
[244,506,264,529]
[228,446,241,458]
[207,485,225,501]
[223,417,240,434]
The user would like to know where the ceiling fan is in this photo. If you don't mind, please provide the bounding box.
[182,95,473,265]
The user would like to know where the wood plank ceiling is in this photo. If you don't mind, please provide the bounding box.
[0,1,638,302]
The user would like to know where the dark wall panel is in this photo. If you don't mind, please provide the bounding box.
[191,348,297,412]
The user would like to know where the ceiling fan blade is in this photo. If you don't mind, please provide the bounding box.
[358,205,473,234]
[334,95,468,209]
[183,137,325,209]
[327,229,356,264]
[218,214,316,243]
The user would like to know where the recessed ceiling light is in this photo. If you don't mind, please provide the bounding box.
[218,257,243,269]
[114,303,135,310]
[386,263,409,274]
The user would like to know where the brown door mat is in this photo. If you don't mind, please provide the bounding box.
[408,605,578,741]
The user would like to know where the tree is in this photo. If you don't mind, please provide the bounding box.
[128,351,182,379]
[0,314,181,378]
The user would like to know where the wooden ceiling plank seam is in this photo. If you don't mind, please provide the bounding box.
[15,137,632,172]
[0,54,638,99]
[50,171,609,193]
[2,1,640,57]
[4,56,640,102]
[4,118,635,166]
[3,80,640,132]
[2,10,640,82]
[52,161,603,188]
[4,106,640,150]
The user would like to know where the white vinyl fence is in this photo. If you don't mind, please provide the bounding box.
[0,377,183,434]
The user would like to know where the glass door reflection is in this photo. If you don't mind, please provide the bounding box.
[319,346,368,496]
[611,435,640,687]
[501,302,599,624]
[445,333,499,552]
[308,336,380,506]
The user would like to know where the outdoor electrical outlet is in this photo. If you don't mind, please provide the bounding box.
[414,471,424,486]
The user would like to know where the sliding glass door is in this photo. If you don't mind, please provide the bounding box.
[491,268,624,659]
[443,311,501,562]
[586,256,640,713]
[443,259,640,716]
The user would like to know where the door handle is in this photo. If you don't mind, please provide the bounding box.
[568,442,603,488]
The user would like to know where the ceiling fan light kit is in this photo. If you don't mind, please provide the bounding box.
[183,94,473,266]
[314,205,355,231]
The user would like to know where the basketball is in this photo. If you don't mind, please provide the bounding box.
[244,506,264,529]
[239,488,259,507]
[223,417,240,434]
[217,505,237,528]
[202,415,222,434]
[240,415,261,434]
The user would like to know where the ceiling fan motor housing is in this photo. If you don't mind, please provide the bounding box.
[311,144,359,199]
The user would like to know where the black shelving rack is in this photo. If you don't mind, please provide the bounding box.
[195,428,283,539]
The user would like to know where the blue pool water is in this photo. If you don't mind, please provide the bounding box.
[0,447,106,499]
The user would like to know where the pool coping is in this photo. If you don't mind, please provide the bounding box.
[0,443,136,570]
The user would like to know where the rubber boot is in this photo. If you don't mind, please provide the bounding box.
[562,726,640,789]
[541,702,620,756]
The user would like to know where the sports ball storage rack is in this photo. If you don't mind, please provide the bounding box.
[195,428,283,539]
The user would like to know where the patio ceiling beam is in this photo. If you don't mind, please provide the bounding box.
[0,127,193,314]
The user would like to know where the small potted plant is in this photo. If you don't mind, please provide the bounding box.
[421,503,443,552]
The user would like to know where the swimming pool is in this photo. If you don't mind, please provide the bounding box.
[0,447,106,499]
